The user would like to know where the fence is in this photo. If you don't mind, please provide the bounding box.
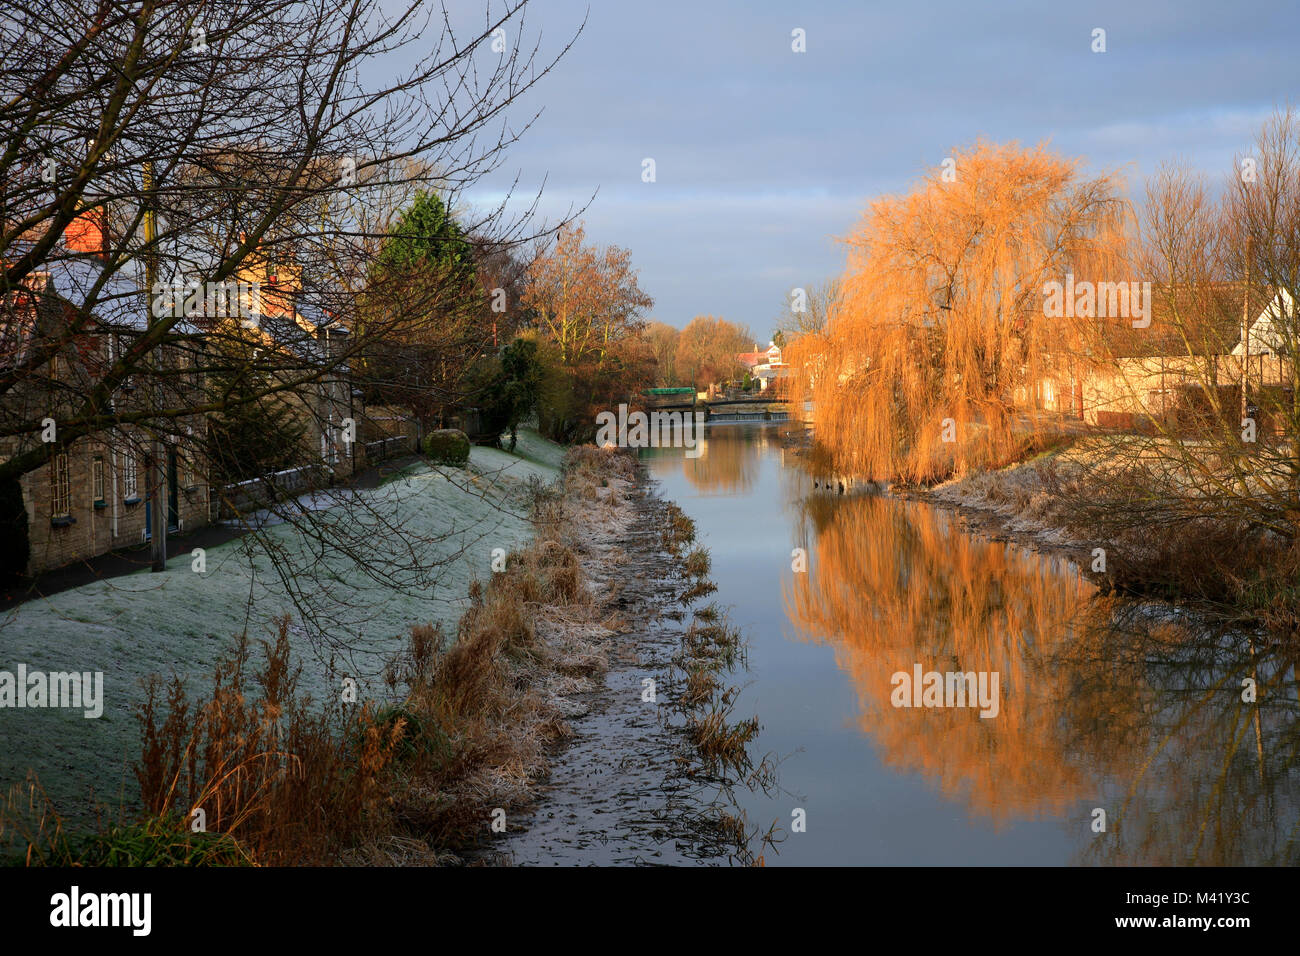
[364,434,412,463]
[216,463,330,519]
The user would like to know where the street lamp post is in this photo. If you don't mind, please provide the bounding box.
[144,160,167,571]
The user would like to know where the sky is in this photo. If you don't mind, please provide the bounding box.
[455,0,1300,336]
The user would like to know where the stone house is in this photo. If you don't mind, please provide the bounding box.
[3,216,367,575]
[2,209,212,575]
[219,247,360,482]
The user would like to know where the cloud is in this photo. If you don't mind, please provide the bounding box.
[458,0,1299,327]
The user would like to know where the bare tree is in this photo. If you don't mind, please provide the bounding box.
[1066,110,1300,550]
[674,315,753,390]
[775,277,840,341]
[0,0,582,668]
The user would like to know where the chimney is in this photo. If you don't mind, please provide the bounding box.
[65,207,109,259]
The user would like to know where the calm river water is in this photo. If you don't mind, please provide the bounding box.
[641,422,1300,866]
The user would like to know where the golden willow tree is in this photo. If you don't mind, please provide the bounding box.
[789,141,1129,483]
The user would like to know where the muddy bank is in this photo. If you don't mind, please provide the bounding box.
[494,478,691,864]
[489,463,769,866]
[903,469,1098,573]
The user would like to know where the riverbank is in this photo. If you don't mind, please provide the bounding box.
[783,420,1297,637]
[358,444,650,864]
[908,440,1298,638]
[495,461,771,865]
[4,441,770,865]
[1,431,558,859]
[779,424,1090,560]
[906,450,1099,573]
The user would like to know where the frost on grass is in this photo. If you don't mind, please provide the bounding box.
[0,434,561,826]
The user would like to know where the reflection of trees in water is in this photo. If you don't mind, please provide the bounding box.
[1061,611,1300,865]
[786,494,1103,825]
[784,493,1300,864]
[678,426,768,495]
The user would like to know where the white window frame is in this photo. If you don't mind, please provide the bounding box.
[50,452,71,518]
[122,449,139,499]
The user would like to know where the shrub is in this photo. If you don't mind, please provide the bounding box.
[74,816,253,866]
[423,429,470,466]
[132,619,403,866]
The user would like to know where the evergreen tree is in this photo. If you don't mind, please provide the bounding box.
[206,364,308,484]
[466,337,544,450]
[362,192,484,429]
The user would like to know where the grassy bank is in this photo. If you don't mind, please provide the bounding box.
[0,430,563,852]
[2,443,653,865]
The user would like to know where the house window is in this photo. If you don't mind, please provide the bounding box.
[50,452,71,519]
[1145,389,1171,414]
[122,450,139,500]
[92,455,105,504]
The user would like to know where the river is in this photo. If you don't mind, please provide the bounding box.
[639,422,1300,866]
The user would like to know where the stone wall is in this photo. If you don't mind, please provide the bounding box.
[22,430,211,576]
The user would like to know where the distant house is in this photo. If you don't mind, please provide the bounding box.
[1232,288,1296,360]
[736,342,788,391]
[1022,282,1289,429]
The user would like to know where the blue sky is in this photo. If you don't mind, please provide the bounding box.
[459,0,1299,335]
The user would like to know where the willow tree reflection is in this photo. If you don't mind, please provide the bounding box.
[784,492,1300,864]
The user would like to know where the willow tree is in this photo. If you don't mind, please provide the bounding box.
[790,141,1129,483]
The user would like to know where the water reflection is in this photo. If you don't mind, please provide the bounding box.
[641,425,786,495]
[785,491,1300,864]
